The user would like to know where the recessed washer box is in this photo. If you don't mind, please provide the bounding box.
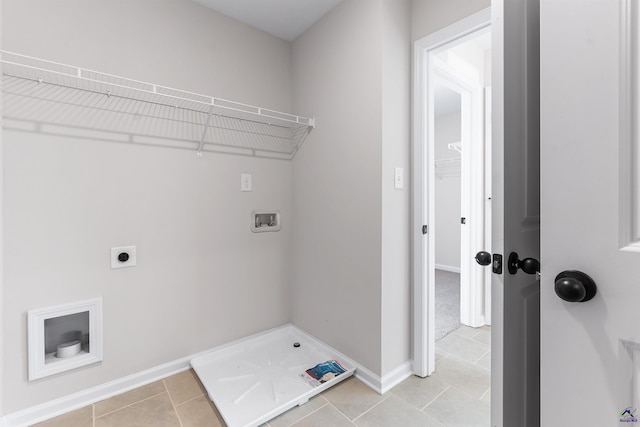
[27,298,103,381]
[251,210,280,233]
[111,246,136,269]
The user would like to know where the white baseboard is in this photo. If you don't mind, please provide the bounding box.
[353,361,413,395]
[2,356,196,427]
[291,327,412,395]
[435,264,461,273]
[352,364,382,393]
[2,324,412,426]
[380,361,413,394]
[290,326,383,394]
[3,326,302,426]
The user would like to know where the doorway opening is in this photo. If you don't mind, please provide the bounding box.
[412,7,492,380]
[433,30,492,341]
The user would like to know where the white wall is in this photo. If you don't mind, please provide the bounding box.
[2,0,294,414]
[412,0,490,41]
[291,0,384,375]
[291,0,412,378]
[380,0,412,375]
[435,112,462,270]
[1,0,292,111]
[0,0,491,415]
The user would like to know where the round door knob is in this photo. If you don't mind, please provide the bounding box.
[554,270,597,302]
[519,258,540,275]
[475,251,492,266]
[508,252,540,275]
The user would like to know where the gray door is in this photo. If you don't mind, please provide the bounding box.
[540,0,640,424]
[491,0,540,425]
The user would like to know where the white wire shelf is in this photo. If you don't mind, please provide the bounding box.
[435,156,461,180]
[435,156,461,166]
[0,51,315,159]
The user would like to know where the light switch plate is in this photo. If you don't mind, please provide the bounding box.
[394,167,404,189]
[111,246,136,269]
[241,173,252,192]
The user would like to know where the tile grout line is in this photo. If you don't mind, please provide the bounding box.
[474,354,492,373]
[444,333,491,352]
[472,336,491,346]
[173,391,206,409]
[324,401,358,426]
[162,379,184,427]
[419,384,452,411]
[422,410,447,427]
[440,347,491,368]
[470,330,483,341]
[446,383,488,400]
[437,352,451,362]
[349,393,392,423]
[280,400,329,427]
[473,348,491,365]
[93,391,168,419]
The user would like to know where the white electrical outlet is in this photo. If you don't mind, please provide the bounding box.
[241,173,252,192]
[111,246,136,269]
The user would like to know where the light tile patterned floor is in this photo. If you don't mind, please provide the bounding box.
[33,326,490,427]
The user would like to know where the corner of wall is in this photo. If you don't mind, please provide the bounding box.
[380,0,413,376]
[290,0,384,376]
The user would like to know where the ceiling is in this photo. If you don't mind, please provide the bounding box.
[434,31,492,117]
[434,86,461,117]
[192,0,344,41]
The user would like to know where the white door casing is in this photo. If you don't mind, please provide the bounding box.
[540,0,640,424]
[484,86,493,326]
[412,8,491,378]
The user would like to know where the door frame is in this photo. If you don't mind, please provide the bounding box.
[430,56,486,328]
[484,85,493,326]
[412,7,491,377]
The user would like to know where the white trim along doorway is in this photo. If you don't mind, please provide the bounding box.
[412,8,492,378]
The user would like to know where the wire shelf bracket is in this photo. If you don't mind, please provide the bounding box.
[0,50,316,159]
[197,105,215,158]
[447,142,462,153]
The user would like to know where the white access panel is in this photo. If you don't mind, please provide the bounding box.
[190,325,356,427]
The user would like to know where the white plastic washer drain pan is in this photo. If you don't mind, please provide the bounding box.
[190,324,356,427]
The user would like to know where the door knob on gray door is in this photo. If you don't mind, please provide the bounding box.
[475,251,492,266]
[508,252,540,275]
[475,251,503,274]
[554,271,597,302]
